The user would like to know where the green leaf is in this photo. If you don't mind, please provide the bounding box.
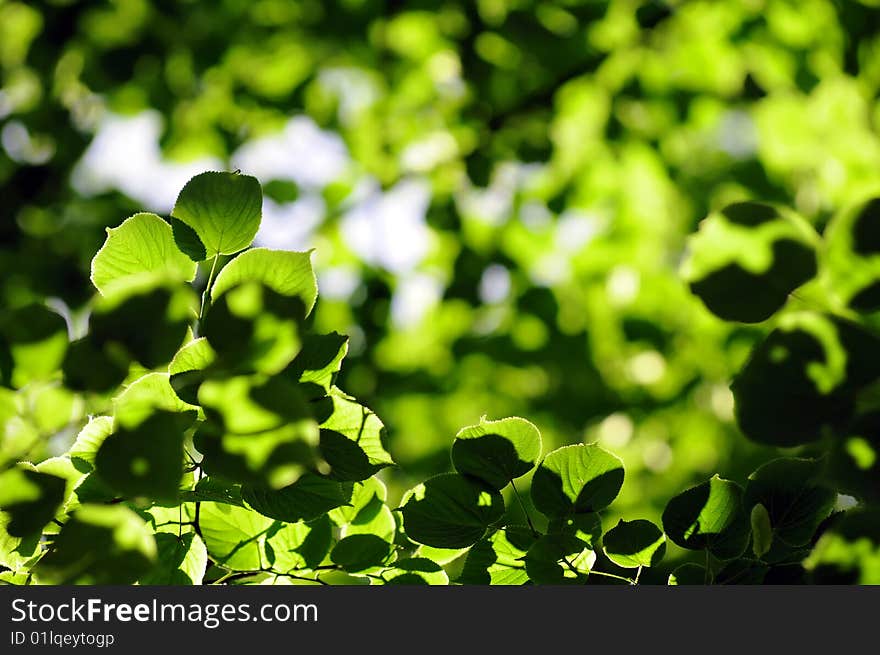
[318,388,394,482]
[823,196,880,312]
[0,389,38,469]
[199,502,273,571]
[285,332,348,391]
[381,558,449,585]
[203,282,305,375]
[212,248,318,315]
[33,457,83,522]
[195,373,320,488]
[805,508,880,584]
[399,473,505,549]
[94,410,195,502]
[0,467,66,538]
[331,534,392,572]
[732,313,880,446]
[139,532,208,585]
[458,525,536,585]
[113,372,199,428]
[242,473,352,523]
[329,477,387,524]
[24,383,80,435]
[743,458,836,553]
[264,179,300,204]
[451,416,542,490]
[751,504,773,558]
[662,475,750,560]
[524,534,596,584]
[264,515,332,572]
[0,512,40,572]
[602,519,666,569]
[0,303,68,389]
[68,416,114,472]
[0,570,30,584]
[34,505,156,584]
[67,470,117,508]
[171,171,262,258]
[414,544,468,566]
[89,281,196,369]
[168,337,217,405]
[683,201,818,323]
[329,477,396,541]
[714,559,771,584]
[170,218,207,262]
[179,476,245,507]
[90,212,198,295]
[667,563,707,585]
[530,443,624,518]
[547,512,603,549]
[62,337,128,393]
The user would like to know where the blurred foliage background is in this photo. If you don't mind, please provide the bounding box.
[3,0,880,545]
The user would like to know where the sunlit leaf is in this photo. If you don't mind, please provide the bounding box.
[139,532,208,585]
[113,372,198,428]
[69,416,114,472]
[751,504,773,558]
[743,458,836,556]
[458,525,536,585]
[91,212,197,295]
[171,171,262,258]
[168,337,216,405]
[380,558,449,585]
[399,473,505,549]
[530,444,624,518]
[202,282,304,375]
[264,515,332,573]
[330,534,391,572]
[34,505,156,584]
[242,473,352,523]
[199,502,273,571]
[524,533,596,584]
[667,563,708,585]
[318,388,393,482]
[662,475,750,560]
[602,519,666,569]
[285,332,348,392]
[212,248,318,315]
[451,416,542,490]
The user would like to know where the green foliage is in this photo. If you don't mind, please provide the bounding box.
[3,94,880,584]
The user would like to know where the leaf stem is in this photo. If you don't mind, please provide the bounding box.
[509,478,538,537]
[587,569,635,584]
[198,254,220,327]
[193,481,203,539]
